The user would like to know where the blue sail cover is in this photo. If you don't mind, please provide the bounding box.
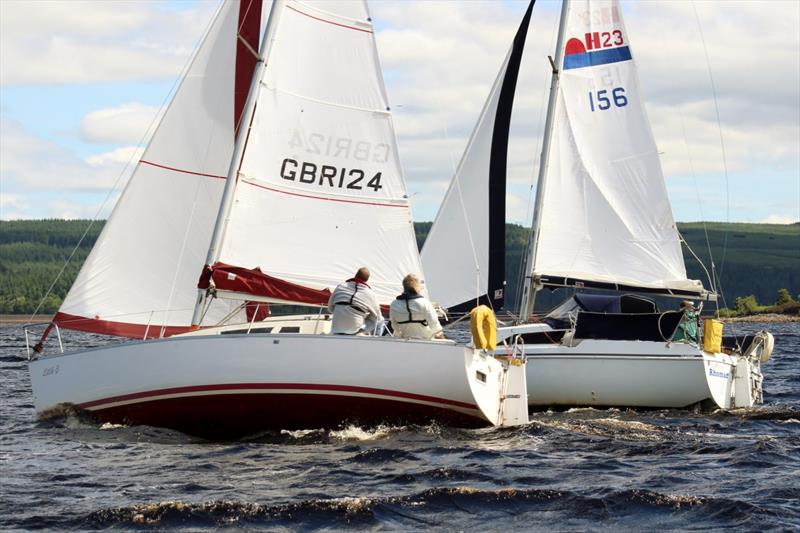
[574,294,620,313]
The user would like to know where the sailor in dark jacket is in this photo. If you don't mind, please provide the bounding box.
[389,274,444,340]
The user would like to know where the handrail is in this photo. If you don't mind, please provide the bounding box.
[23,321,64,360]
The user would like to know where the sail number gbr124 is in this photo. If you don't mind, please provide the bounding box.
[281,158,383,192]
[279,130,387,192]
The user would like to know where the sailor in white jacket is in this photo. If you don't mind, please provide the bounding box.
[327,267,382,335]
[389,274,444,340]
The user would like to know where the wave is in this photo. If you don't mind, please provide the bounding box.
[85,486,785,530]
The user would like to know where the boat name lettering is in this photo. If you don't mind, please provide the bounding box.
[42,364,59,376]
[281,158,383,191]
[708,368,730,380]
[288,130,390,163]
[580,30,624,51]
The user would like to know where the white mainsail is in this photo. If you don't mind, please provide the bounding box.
[54,0,263,338]
[207,0,423,307]
[531,0,704,295]
[421,2,534,312]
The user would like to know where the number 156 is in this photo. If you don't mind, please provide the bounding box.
[588,87,628,111]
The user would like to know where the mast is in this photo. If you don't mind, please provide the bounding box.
[191,0,286,328]
[517,0,571,322]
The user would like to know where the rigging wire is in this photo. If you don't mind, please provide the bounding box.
[678,110,718,309]
[435,93,485,311]
[691,0,732,311]
[516,8,558,315]
[26,4,221,326]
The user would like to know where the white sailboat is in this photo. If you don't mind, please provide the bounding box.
[422,0,774,410]
[26,0,528,438]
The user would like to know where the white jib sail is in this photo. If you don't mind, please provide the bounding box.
[533,0,703,294]
[216,0,423,306]
[421,2,533,312]
[421,52,508,310]
[58,1,257,337]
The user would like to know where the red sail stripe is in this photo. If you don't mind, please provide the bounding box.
[140,160,227,180]
[235,0,263,138]
[78,382,479,411]
[240,178,406,208]
[286,4,373,34]
[52,311,192,339]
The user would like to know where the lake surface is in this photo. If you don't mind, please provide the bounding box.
[1,322,798,531]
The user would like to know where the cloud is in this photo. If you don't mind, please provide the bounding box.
[81,102,162,145]
[379,0,799,221]
[0,0,797,224]
[0,117,133,192]
[760,215,800,225]
[45,197,119,220]
[506,194,534,226]
[0,193,30,219]
[0,0,217,85]
[85,146,145,167]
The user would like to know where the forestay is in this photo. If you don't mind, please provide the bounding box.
[209,0,423,307]
[54,0,262,338]
[421,2,534,312]
[533,0,704,295]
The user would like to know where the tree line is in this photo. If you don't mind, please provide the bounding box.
[0,219,797,315]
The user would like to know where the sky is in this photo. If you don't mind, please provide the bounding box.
[1,0,798,225]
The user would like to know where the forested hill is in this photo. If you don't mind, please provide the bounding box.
[0,219,797,314]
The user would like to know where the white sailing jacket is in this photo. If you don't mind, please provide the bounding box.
[389,293,443,340]
[327,279,381,334]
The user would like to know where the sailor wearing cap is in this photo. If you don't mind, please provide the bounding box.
[673,300,698,344]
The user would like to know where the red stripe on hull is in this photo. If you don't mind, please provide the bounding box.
[79,382,478,411]
[80,390,484,439]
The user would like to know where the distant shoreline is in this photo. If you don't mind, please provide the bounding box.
[720,313,799,323]
[0,315,53,326]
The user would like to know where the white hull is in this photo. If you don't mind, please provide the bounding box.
[518,339,762,410]
[29,334,486,438]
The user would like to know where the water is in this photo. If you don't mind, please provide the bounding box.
[2,322,798,531]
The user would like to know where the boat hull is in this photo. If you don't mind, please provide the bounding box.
[520,340,753,409]
[29,334,484,438]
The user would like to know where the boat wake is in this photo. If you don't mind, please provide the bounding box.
[329,423,407,441]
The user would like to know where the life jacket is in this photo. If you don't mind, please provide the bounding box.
[332,278,371,316]
[394,292,428,326]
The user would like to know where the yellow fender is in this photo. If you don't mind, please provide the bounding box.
[470,305,497,351]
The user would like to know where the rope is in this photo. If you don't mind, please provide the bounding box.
[690,1,746,348]
[680,235,716,303]
[678,111,718,297]
[439,97,483,311]
[691,1,732,293]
